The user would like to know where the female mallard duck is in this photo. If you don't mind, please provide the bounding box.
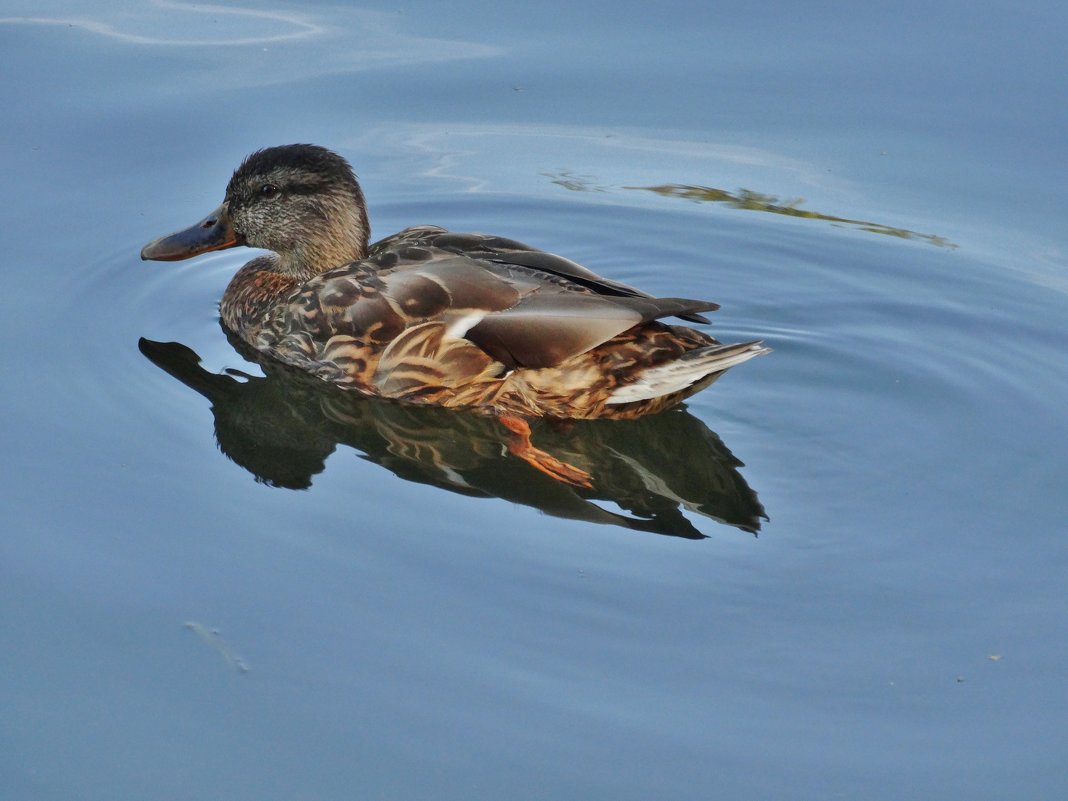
[142,144,767,423]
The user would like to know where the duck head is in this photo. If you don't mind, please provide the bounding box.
[141,144,371,278]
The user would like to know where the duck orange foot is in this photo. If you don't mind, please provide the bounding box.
[498,415,593,489]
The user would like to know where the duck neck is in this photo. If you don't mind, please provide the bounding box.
[277,188,370,279]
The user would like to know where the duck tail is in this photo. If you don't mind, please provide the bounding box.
[605,341,769,405]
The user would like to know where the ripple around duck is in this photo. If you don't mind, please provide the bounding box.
[63,177,1068,544]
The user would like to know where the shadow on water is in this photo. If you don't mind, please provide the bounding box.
[139,337,767,539]
[630,184,956,248]
[541,170,954,248]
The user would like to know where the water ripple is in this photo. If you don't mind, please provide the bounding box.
[1,0,502,86]
[2,0,323,46]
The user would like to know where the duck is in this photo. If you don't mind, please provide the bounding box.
[141,144,767,426]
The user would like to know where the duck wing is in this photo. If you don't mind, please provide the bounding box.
[368,226,714,324]
[375,256,718,369]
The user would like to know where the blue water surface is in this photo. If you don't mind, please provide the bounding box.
[3,1,1067,799]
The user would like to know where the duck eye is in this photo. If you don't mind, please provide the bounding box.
[259,183,280,199]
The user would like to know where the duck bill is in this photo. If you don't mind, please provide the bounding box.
[140,203,242,261]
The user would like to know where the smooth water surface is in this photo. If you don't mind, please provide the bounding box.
[3,2,1068,799]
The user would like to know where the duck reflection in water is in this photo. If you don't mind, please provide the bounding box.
[139,336,766,539]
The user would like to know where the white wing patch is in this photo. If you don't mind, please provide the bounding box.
[443,310,488,340]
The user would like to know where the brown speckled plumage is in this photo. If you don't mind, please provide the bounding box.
[142,145,767,419]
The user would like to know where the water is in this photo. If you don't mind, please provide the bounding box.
[3,2,1067,799]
